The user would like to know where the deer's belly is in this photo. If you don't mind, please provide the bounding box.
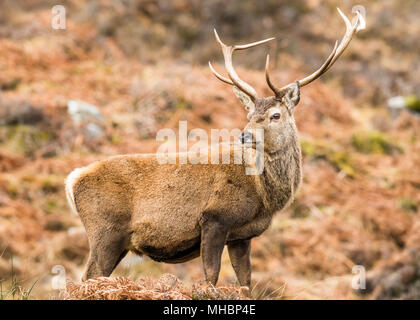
[131,236,201,263]
[129,213,202,263]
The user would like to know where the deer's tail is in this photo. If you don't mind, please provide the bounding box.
[65,167,87,215]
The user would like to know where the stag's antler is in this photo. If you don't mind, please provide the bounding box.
[209,29,274,102]
[266,7,366,98]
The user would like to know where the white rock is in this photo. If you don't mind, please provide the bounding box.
[67,100,103,125]
[120,254,145,268]
[85,122,104,139]
[387,96,405,109]
[387,96,405,119]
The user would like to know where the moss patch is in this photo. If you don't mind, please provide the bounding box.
[301,140,357,178]
[404,95,420,112]
[2,125,54,157]
[398,198,418,213]
[351,131,402,155]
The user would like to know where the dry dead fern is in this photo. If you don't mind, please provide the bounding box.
[62,274,248,300]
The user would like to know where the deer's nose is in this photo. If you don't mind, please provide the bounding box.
[240,131,253,144]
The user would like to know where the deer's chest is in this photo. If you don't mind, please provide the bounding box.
[227,211,273,241]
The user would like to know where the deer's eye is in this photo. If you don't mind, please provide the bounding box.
[271,113,281,120]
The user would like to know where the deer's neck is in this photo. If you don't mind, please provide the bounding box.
[255,132,302,213]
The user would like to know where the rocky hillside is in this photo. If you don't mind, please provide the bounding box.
[0,0,419,299]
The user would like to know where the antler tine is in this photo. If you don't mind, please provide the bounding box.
[208,62,234,85]
[266,41,336,97]
[265,54,285,97]
[209,29,274,101]
[267,7,365,97]
[324,8,364,71]
[234,38,276,50]
[213,29,274,51]
[298,40,338,87]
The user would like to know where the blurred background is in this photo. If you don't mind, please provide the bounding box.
[0,0,419,299]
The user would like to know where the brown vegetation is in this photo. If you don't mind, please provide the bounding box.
[0,0,419,299]
[63,274,248,300]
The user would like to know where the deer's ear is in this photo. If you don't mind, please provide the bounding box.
[233,86,255,113]
[283,82,300,113]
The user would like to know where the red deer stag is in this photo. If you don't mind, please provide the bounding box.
[66,8,365,288]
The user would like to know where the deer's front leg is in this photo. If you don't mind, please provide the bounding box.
[200,217,228,285]
[227,239,251,288]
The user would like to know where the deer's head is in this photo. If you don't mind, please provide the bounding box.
[209,8,365,154]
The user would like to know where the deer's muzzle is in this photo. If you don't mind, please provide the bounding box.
[240,131,254,145]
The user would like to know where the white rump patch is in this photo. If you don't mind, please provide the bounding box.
[65,167,88,215]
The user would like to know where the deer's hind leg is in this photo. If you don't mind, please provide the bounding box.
[69,164,133,281]
[78,207,130,281]
[82,228,129,281]
[200,215,229,285]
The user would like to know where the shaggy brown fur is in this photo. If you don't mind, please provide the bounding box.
[65,84,302,288]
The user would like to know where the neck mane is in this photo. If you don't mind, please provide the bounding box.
[254,132,302,213]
